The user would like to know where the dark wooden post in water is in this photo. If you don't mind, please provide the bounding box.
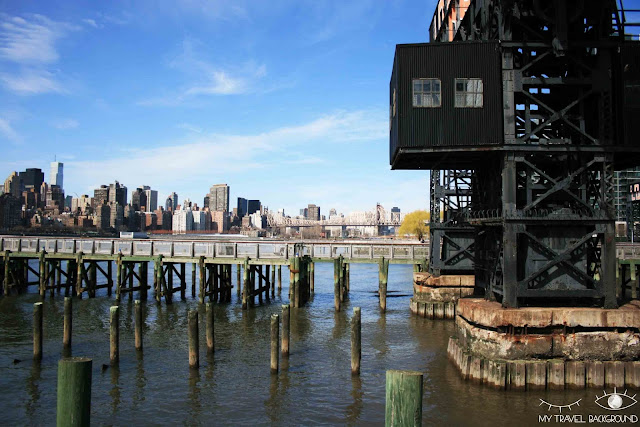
[334,258,341,312]
[270,265,275,298]
[116,253,123,302]
[205,302,214,354]
[33,302,43,361]
[242,258,250,309]
[110,306,119,365]
[199,257,205,304]
[192,262,196,298]
[345,262,350,292]
[3,250,10,295]
[385,370,423,427]
[134,300,143,352]
[281,304,290,356]
[351,307,361,375]
[63,297,72,352]
[310,261,315,293]
[188,309,199,369]
[271,314,279,374]
[278,265,282,292]
[39,251,46,297]
[379,257,389,312]
[237,264,242,297]
[56,357,92,427]
[293,257,301,308]
[339,255,345,302]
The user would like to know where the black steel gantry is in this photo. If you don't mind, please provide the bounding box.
[390,0,640,308]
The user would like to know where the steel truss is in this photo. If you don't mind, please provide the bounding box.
[429,169,476,276]
[438,0,632,307]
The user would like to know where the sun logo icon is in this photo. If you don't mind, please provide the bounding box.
[594,388,638,411]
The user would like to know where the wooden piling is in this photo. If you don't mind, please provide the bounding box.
[242,259,249,309]
[237,264,242,297]
[351,307,361,376]
[134,300,143,352]
[281,304,290,356]
[293,257,300,308]
[33,302,43,361]
[3,251,10,295]
[188,309,199,369]
[116,254,122,302]
[75,252,83,298]
[339,256,345,302]
[379,257,389,312]
[334,258,341,312]
[565,361,585,389]
[310,261,314,293]
[180,263,186,300]
[89,261,97,298]
[271,314,279,374]
[206,302,214,354]
[547,360,564,390]
[56,357,92,427]
[604,361,625,388]
[192,262,196,298]
[385,370,423,427]
[345,262,350,292]
[278,265,282,292]
[586,361,604,388]
[526,361,546,390]
[39,251,46,296]
[110,306,119,365]
[107,260,113,296]
[199,257,205,304]
[270,265,275,298]
[63,297,72,351]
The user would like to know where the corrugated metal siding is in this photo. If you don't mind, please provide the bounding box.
[390,41,503,165]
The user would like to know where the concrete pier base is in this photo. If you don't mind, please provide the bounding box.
[447,298,640,389]
[409,273,474,320]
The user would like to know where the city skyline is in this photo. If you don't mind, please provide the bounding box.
[0,1,436,216]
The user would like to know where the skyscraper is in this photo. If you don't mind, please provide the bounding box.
[50,162,63,190]
[166,192,178,211]
[247,199,261,215]
[108,181,127,206]
[308,204,320,221]
[143,186,158,211]
[237,197,248,217]
[208,184,229,213]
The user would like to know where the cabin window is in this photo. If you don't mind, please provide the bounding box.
[412,78,441,107]
[455,78,483,108]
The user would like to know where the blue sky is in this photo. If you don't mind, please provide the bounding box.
[0,0,437,216]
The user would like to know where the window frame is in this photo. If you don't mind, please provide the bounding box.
[454,78,484,108]
[412,78,442,108]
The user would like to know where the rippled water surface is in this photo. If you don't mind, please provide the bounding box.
[0,262,636,426]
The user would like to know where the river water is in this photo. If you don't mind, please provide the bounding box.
[0,262,637,426]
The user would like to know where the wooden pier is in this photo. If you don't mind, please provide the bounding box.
[0,236,429,306]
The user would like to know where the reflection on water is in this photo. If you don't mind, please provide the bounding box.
[0,263,632,425]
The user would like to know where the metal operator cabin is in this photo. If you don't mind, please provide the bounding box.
[391,0,640,309]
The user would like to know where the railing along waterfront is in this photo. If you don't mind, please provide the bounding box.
[0,236,429,263]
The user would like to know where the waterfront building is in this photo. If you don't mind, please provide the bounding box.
[93,185,109,208]
[95,204,111,230]
[109,181,127,206]
[3,172,21,198]
[143,186,157,212]
[0,194,21,229]
[155,208,172,230]
[237,197,248,217]
[211,210,228,233]
[172,207,194,233]
[131,187,147,212]
[19,168,44,191]
[50,161,63,190]
[308,204,320,221]
[109,202,124,229]
[193,210,210,231]
[208,184,229,213]
[247,199,260,215]
[165,192,178,212]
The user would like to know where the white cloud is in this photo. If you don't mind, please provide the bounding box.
[66,109,386,201]
[82,18,100,29]
[139,38,267,105]
[0,117,20,142]
[177,123,203,133]
[0,14,78,95]
[0,69,65,94]
[0,14,78,64]
[51,118,79,129]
